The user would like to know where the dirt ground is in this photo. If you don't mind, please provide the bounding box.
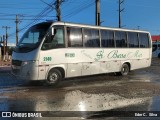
[0,60,11,66]
[0,58,160,120]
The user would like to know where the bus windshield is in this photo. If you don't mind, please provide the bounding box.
[14,22,52,53]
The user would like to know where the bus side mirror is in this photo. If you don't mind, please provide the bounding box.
[51,27,55,36]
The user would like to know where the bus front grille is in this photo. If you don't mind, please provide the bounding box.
[12,68,20,75]
[12,60,22,66]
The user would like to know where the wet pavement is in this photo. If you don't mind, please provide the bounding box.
[0,58,160,120]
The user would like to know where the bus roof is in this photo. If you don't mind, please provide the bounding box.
[51,21,150,34]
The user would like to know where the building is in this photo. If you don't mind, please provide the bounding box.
[152,35,160,57]
[0,43,16,61]
[0,44,2,60]
[151,35,160,42]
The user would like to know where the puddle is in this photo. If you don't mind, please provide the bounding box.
[0,98,9,111]
[0,73,28,87]
[34,90,150,111]
[0,87,29,96]
[150,96,160,111]
[127,70,160,83]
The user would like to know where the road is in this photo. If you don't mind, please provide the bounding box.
[0,58,160,120]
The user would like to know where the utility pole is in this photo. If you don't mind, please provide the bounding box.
[56,0,61,21]
[3,35,6,60]
[15,15,20,45]
[0,36,2,42]
[0,35,6,52]
[0,36,2,61]
[95,0,100,26]
[118,0,125,28]
[2,26,10,53]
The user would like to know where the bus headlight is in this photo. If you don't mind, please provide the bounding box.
[21,60,36,66]
[22,61,29,66]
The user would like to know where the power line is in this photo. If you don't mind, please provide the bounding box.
[62,1,94,19]
[40,0,55,9]
[0,18,51,20]
[0,13,55,18]
[8,0,56,37]
[0,7,42,10]
[7,0,94,39]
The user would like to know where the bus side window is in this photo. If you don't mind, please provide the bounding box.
[83,28,100,47]
[115,31,127,48]
[41,30,53,50]
[101,30,115,48]
[42,27,64,50]
[53,28,64,47]
[139,33,149,48]
[128,32,139,48]
[67,27,83,47]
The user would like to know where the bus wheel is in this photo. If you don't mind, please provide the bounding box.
[119,63,129,76]
[46,69,62,85]
[158,53,160,58]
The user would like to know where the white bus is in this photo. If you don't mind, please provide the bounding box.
[11,22,152,85]
[152,41,160,58]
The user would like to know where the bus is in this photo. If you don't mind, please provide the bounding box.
[11,21,152,85]
[152,41,160,58]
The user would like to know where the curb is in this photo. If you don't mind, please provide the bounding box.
[0,66,11,73]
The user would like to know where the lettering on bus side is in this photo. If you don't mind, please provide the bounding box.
[134,50,142,58]
[81,50,93,59]
[65,53,75,58]
[107,50,126,59]
[94,50,105,61]
[43,57,52,61]
[127,50,142,58]
[107,50,142,59]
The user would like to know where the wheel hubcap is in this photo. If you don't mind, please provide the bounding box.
[123,66,128,74]
[49,73,58,83]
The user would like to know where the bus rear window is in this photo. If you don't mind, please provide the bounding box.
[139,33,149,48]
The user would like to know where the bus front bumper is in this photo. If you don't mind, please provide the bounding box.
[11,61,39,81]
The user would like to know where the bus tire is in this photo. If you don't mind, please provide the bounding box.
[158,53,160,58]
[46,69,62,86]
[119,63,129,76]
